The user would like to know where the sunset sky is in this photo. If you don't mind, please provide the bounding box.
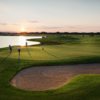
[0,0,100,32]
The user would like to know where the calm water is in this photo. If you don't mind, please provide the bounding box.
[0,36,42,48]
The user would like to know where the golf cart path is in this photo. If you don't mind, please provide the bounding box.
[11,63,100,91]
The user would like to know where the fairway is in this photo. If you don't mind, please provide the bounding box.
[0,35,100,100]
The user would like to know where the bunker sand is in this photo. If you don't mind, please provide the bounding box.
[11,64,100,91]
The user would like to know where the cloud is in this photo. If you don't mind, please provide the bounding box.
[66,25,83,29]
[64,25,100,32]
[0,22,18,26]
[28,20,39,23]
[40,26,63,29]
[40,25,84,30]
[0,23,8,26]
[11,23,18,26]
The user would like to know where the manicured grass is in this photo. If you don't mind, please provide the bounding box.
[0,35,100,100]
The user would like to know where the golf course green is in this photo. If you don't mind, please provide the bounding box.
[0,34,100,100]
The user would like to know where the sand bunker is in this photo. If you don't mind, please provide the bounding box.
[11,64,100,91]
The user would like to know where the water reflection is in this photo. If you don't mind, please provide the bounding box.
[18,36,26,46]
[0,36,42,48]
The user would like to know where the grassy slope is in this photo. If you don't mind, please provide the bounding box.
[0,35,100,100]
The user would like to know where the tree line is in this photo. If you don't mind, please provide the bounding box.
[0,32,100,36]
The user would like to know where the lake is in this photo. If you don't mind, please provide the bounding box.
[0,36,42,48]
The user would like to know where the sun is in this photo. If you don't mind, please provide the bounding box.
[19,25,28,34]
[20,26,26,32]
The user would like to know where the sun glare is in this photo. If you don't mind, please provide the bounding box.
[18,36,26,46]
[20,27,26,32]
[20,26,26,32]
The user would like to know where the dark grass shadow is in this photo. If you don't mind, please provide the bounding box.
[42,48,59,58]
[26,47,32,58]
[0,52,12,65]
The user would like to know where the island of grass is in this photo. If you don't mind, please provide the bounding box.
[0,34,100,100]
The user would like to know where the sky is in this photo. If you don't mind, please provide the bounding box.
[0,0,100,32]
